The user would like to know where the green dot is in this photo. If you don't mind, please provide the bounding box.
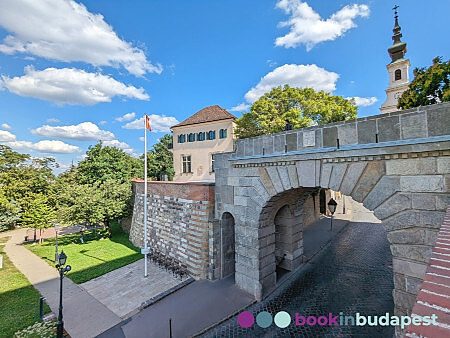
[274,311,291,328]
[256,311,272,328]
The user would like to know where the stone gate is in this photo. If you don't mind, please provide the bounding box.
[213,102,450,317]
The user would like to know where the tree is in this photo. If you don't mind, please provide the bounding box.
[398,57,450,109]
[76,142,143,185]
[145,134,174,180]
[0,194,21,232]
[234,85,358,139]
[22,193,55,243]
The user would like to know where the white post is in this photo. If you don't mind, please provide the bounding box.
[144,115,148,277]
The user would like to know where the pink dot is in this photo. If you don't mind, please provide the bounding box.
[238,311,255,328]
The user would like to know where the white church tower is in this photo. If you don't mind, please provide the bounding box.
[380,6,410,114]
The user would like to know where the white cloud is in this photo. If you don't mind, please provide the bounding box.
[102,139,133,153]
[346,96,378,107]
[116,112,136,122]
[230,103,251,112]
[244,64,339,103]
[139,137,145,142]
[46,118,60,123]
[1,66,149,105]
[0,0,162,76]
[3,140,81,153]
[123,115,179,133]
[32,122,115,141]
[275,0,369,50]
[1,123,12,130]
[0,130,16,141]
[98,120,107,125]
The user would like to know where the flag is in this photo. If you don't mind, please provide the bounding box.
[145,115,151,131]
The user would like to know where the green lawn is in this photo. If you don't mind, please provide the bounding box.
[0,236,10,244]
[0,244,51,337]
[25,222,142,284]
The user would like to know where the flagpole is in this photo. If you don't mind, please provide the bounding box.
[144,114,148,277]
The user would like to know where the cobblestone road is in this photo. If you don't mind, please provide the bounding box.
[201,220,394,337]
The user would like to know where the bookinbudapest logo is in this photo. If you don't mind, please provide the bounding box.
[238,311,439,330]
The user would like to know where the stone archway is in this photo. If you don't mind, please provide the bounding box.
[221,212,236,278]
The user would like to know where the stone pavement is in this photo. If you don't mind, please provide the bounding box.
[3,228,122,338]
[81,259,185,318]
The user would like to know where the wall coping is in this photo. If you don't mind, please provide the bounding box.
[131,179,215,186]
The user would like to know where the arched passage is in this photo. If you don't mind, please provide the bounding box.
[221,212,235,278]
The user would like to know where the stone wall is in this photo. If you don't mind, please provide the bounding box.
[129,180,215,279]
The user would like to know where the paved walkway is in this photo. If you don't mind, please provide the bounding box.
[3,228,121,338]
[81,259,185,318]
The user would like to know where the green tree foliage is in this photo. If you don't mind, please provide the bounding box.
[0,146,56,232]
[145,134,174,180]
[76,142,143,185]
[235,85,358,139]
[398,57,450,109]
[22,194,55,243]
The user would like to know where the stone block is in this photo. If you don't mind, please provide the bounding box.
[235,140,245,157]
[258,167,276,196]
[277,166,291,190]
[400,112,427,139]
[266,166,283,193]
[261,273,276,295]
[411,193,436,211]
[364,176,400,211]
[286,132,297,152]
[393,289,417,314]
[323,126,338,148]
[392,257,427,280]
[382,210,420,232]
[386,157,437,176]
[253,137,263,155]
[436,194,449,211]
[252,178,270,202]
[320,163,333,188]
[244,138,253,157]
[378,115,400,142]
[340,162,367,195]
[287,165,299,189]
[437,157,450,174]
[329,163,347,191]
[419,210,445,229]
[262,135,274,155]
[357,119,377,144]
[315,129,323,148]
[394,273,406,292]
[373,192,410,220]
[234,196,248,207]
[405,276,424,295]
[390,244,434,264]
[297,160,318,187]
[338,122,357,145]
[303,130,315,147]
[400,175,445,192]
[352,161,386,202]
[296,131,303,149]
[427,106,450,136]
[273,134,285,153]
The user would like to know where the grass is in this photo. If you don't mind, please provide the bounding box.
[0,245,51,337]
[0,236,10,244]
[25,222,142,284]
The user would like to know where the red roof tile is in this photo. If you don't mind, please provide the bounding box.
[171,105,236,128]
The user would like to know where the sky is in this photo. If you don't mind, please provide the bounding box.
[0,0,448,173]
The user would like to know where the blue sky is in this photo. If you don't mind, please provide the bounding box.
[0,0,448,172]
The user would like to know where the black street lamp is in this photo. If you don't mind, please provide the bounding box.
[328,198,337,231]
[56,250,71,338]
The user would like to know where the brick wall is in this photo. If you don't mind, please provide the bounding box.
[129,180,215,279]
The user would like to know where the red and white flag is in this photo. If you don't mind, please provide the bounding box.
[145,115,151,131]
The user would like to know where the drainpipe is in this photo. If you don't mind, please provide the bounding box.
[220,220,223,279]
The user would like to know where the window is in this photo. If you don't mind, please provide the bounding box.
[188,133,195,142]
[219,128,227,139]
[182,155,191,173]
[178,134,186,143]
[211,156,215,172]
[395,69,401,81]
[197,132,205,141]
[207,130,216,140]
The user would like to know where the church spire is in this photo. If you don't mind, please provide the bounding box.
[388,5,407,63]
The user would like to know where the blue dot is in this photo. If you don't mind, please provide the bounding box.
[256,311,272,328]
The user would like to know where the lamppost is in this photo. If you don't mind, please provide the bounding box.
[54,223,59,265]
[56,250,71,338]
[328,198,337,231]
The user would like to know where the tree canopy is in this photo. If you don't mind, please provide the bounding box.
[144,134,174,181]
[398,57,450,109]
[235,85,358,139]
